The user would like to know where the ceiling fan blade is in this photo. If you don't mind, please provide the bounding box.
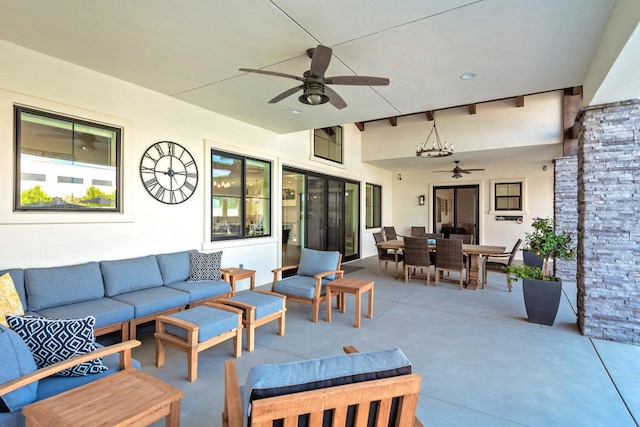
[310,45,332,77]
[432,170,451,173]
[461,170,472,174]
[268,85,304,103]
[325,76,390,86]
[239,68,304,81]
[463,168,485,172]
[324,86,347,109]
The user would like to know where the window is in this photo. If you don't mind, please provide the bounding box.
[211,149,271,240]
[365,183,381,228]
[313,126,343,164]
[15,106,121,211]
[494,182,522,211]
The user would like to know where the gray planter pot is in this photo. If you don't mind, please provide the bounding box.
[522,277,562,326]
[522,251,544,269]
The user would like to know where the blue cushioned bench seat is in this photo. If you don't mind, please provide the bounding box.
[219,291,286,351]
[154,303,243,381]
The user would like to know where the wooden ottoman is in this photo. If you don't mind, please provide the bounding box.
[219,290,286,352]
[155,302,243,382]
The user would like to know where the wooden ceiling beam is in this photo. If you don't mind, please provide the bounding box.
[355,122,365,131]
[516,95,525,107]
[425,111,434,121]
[468,104,477,115]
[388,117,398,126]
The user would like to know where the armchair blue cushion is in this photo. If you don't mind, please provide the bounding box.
[296,248,340,280]
[273,276,327,300]
[0,325,38,413]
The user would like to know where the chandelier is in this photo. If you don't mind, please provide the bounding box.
[213,180,231,189]
[416,122,454,158]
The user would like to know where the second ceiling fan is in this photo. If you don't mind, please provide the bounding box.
[434,161,485,179]
[239,44,389,109]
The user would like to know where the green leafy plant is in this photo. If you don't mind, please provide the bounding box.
[504,217,576,281]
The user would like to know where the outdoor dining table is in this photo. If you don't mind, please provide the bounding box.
[376,239,506,290]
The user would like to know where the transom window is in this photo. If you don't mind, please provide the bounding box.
[211,149,271,240]
[313,126,343,164]
[15,106,121,211]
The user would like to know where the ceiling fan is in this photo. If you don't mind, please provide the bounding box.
[433,161,485,179]
[37,130,104,151]
[239,44,389,109]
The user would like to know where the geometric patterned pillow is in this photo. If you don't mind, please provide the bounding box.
[5,315,108,377]
[0,273,24,327]
[188,251,223,282]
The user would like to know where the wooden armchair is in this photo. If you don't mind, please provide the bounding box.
[271,248,343,322]
[222,346,423,427]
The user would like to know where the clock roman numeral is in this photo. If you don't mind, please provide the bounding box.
[169,191,177,204]
[144,177,158,190]
[140,165,155,173]
[154,143,165,157]
[167,142,175,157]
[154,186,165,200]
[184,181,196,192]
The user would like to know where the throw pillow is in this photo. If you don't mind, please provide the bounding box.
[5,315,108,377]
[188,251,222,282]
[0,273,24,327]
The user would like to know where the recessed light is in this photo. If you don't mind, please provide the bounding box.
[292,109,302,114]
[460,72,477,80]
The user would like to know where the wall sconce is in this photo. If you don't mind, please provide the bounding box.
[418,195,425,205]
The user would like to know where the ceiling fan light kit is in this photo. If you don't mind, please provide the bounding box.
[416,122,453,158]
[433,160,485,179]
[240,44,389,109]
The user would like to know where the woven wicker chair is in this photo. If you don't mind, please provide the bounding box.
[449,233,475,244]
[434,238,466,290]
[410,226,426,237]
[482,239,522,291]
[383,226,398,241]
[403,237,432,284]
[373,232,403,275]
[424,233,443,239]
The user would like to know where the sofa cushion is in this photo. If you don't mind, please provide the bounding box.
[0,273,24,327]
[244,348,412,423]
[188,251,222,282]
[0,269,26,311]
[156,250,193,285]
[273,276,327,300]
[165,280,231,304]
[110,286,189,318]
[34,298,134,330]
[24,262,104,311]
[100,255,164,297]
[6,315,107,377]
[296,248,340,280]
[226,291,283,320]
[0,325,38,413]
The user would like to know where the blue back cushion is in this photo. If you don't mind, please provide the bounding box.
[24,262,104,311]
[100,255,164,297]
[245,348,412,425]
[156,250,193,285]
[0,325,38,413]
[296,249,340,280]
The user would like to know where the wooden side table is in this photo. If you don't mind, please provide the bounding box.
[22,369,183,427]
[325,277,375,328]
[221,267,256,294]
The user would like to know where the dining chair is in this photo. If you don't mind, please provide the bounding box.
[424,233,443,239]
[482,238,522,291]
[383,226,398,241]
[373,232,403,275]
[434,238,465,290]
[402,237,432,285]
[410,226,426,237]
[449,233,475,244]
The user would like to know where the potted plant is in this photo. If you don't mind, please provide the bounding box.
[503,217,576,326]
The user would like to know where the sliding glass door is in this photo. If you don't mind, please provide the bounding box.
[433,185,479,243]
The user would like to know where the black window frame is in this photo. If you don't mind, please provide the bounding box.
[494,182,522,211]
[313,126,343,164]
[366,183,382,229]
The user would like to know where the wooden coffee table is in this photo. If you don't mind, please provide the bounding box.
[221,267,256,293]
[325,277,374,328]
[22,369,184,426]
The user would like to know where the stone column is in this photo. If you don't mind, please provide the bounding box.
[554,156,578,281]
[577,100,640,344]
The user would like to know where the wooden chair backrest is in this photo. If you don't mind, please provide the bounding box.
[507,239,523,265]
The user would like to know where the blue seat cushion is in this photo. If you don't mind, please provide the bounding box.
[165,280,230,304]
[273,276,328,300]
[0,325,38,413]
[110,287,189,318]
[24,262,105,311]
[34,298,134,329]
[296,248,340,280]
[100,255,164,297]
[164,305,238,342]
[156,250,193,285]
[244,348,412,423]
[225,292,283,320]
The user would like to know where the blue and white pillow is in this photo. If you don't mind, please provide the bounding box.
[188,251,223,282]
[6,315,107,377]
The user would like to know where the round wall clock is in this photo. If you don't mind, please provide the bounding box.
[140,141,198,204]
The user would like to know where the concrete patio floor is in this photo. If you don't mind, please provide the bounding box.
[112,256,640,427]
